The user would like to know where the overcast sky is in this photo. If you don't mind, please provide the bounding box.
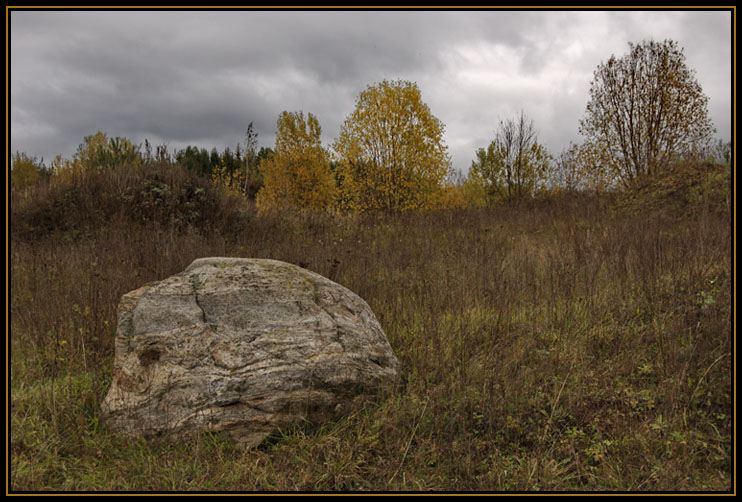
[9,8,733,174]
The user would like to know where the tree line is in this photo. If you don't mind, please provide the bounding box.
[11,39,731,212]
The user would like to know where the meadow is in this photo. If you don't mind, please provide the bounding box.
[9,162,732,492]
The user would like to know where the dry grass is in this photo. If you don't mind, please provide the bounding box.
[9,164,732,492]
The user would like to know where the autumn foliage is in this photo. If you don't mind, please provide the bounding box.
[257,111,336,211]
[332,79,452,211]
[579,39,716,187]
[10,40,729,214]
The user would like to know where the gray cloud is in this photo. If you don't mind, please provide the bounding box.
[10,9,732,173]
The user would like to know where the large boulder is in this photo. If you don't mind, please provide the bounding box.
[100,257,399,448]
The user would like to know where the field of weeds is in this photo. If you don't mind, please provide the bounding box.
[9,169,733,492]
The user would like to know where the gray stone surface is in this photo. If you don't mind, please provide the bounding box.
[100,257,399,447]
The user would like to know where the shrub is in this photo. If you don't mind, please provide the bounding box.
[10,160,249,240]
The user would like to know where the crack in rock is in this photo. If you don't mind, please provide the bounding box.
[189,273,208,324]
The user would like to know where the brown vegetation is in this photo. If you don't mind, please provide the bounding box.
[9,159,732,491]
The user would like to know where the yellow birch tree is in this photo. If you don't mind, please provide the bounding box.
[332,79,451,212]
[257,111,336,211]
